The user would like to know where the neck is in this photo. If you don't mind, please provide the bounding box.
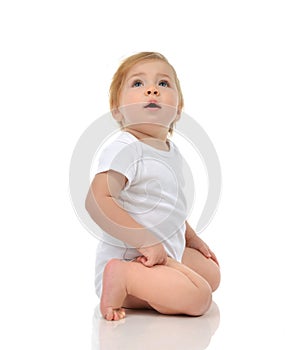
[124,126,170,151]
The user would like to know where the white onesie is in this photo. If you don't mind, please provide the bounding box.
[94,131,189,297]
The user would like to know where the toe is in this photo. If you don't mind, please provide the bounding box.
[103,307,126,321]
[104,308,114,321]
[118,309,126,319]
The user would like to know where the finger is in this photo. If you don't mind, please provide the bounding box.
[142,260,154,267]
[210,251,220,266]
[134,256,144,263]
[135,256,149,266]
[139,255,154,267]
[145,256,164,267]
[156,255,168,266]
[161,256,168,265]
[199,245,212,259]
[139,257,148,265]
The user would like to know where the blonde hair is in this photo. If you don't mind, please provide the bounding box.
[109,52,184,134]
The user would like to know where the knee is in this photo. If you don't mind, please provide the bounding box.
[210,265,221,292]
[189,284,212,316]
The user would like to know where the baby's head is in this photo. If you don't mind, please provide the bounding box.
[109,52,184,135]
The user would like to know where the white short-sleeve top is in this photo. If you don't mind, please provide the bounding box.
[95,131,188,262]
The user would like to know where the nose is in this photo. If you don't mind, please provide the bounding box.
[144,86,160,96]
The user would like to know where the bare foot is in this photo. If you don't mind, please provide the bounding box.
[100,259,128,321]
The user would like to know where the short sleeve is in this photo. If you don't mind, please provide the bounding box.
[95,140,140,186]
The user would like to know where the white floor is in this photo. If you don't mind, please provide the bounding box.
[90,282,292,350]
[92,301,220,350]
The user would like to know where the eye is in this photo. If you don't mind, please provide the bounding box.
[158,80,169,87]
[132,80,143,87]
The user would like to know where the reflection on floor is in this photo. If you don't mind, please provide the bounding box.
[92,301,220,350]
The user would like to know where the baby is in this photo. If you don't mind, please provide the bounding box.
[86,52,220,321]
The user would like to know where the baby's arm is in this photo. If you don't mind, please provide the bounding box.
[185,221,219,266]
[85,170,167,266]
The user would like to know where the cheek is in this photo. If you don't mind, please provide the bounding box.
[118,104,142,123]
[119,90,140,106]
[166,90,179,105]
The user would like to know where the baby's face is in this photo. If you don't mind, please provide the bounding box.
[117,60,180,133]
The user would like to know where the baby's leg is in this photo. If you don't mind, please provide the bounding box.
[182,247,221,292]
[164,256,211,286]
[100,258,212,321]
[122,257,212,311]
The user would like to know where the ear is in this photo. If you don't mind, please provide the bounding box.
[111,107,124,122]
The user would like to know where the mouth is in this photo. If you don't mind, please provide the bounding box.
[144,102,161,109]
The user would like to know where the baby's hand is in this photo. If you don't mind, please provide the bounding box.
[136,243,167,267]
[187,234,219,266]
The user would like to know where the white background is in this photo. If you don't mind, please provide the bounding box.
[1,0,291,349]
